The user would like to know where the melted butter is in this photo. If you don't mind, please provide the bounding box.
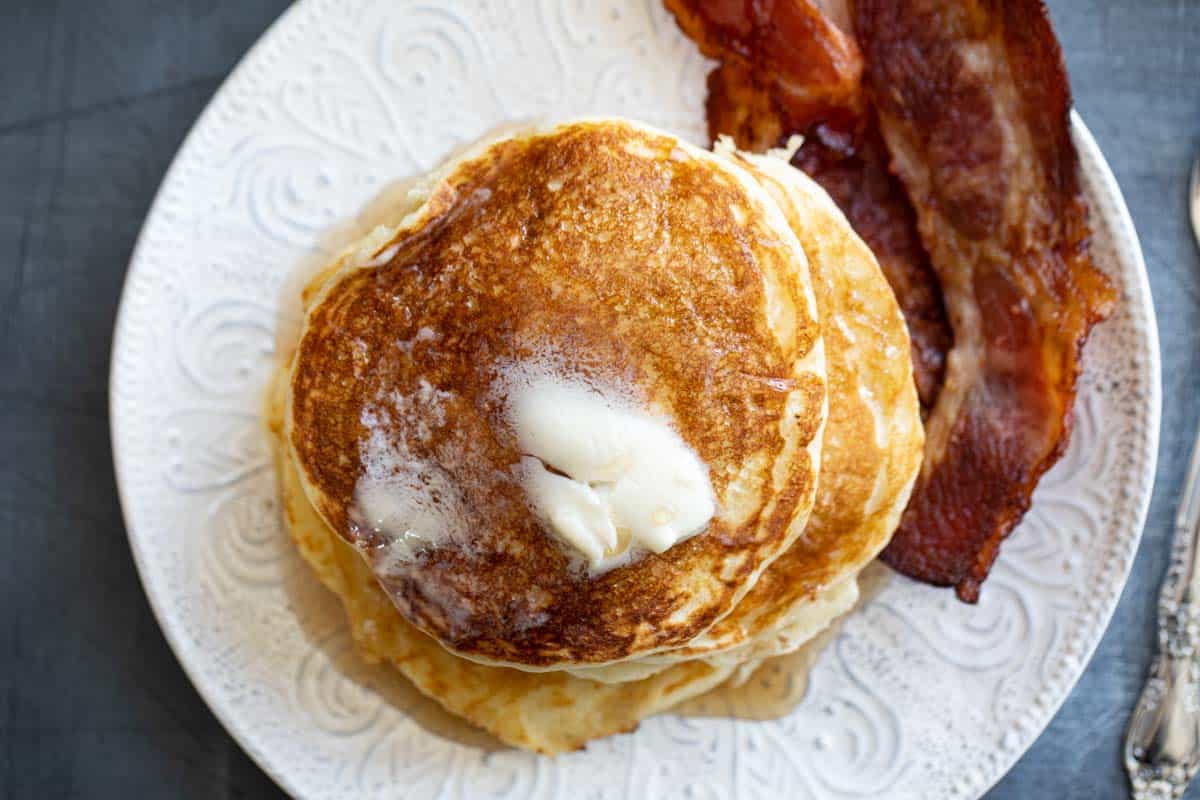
[352,406,469,566]
[504,367,716,569]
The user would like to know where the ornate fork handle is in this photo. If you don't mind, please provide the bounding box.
[1125,425,1200,799]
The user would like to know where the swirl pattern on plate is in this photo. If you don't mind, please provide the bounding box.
[109,0,1159,797]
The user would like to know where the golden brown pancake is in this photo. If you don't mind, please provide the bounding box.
[285,119,827,668]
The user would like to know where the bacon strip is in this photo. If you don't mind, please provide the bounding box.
[667,0,951,408]
[666,0,864,125]
[856,0,1117,601]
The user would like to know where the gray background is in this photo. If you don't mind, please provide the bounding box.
[1,1,1196,797]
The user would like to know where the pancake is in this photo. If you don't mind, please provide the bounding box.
[263,144,915,748]
[561,143,923,681]
[267,129,922,751]
[284,119,828,668]
[266,141,921,753]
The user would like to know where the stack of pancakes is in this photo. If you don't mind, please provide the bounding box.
[267,119,923,754]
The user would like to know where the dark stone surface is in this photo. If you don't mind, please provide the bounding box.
[0,1,1196,797]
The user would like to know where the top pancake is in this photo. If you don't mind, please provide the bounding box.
[286,119,827,668]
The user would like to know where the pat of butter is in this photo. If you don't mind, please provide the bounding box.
[508,373,715,567]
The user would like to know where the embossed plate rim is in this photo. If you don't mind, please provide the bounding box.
[108,1,1161,797]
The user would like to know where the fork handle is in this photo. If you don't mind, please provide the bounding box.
[1125,425,1200,799]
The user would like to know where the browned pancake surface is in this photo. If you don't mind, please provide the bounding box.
[288,121,824,666]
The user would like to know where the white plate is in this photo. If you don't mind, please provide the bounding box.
[109,1,1161,797]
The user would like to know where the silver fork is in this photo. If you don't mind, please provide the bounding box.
[1124,155,1200,799]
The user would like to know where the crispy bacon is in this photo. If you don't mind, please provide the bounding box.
[667,0,1116,601]
[666,0,864,125]
[670,0,951,408]
[856,0,1117,601]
